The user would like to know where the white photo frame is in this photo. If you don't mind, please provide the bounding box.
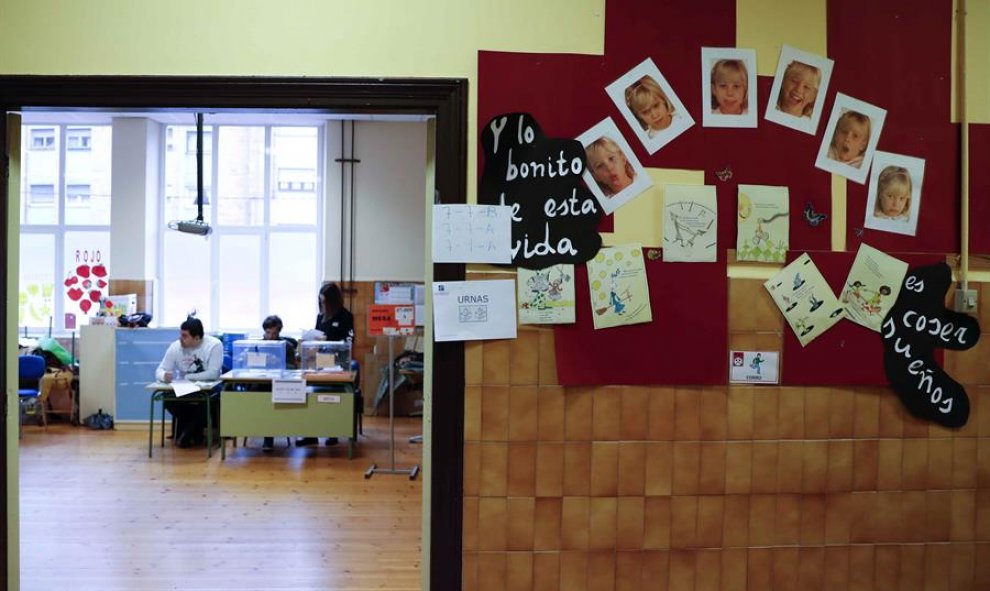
[605,58,694,155]
[701,47,758,128]
[764,45,834,135]
[863,151,925,237]
[576,117,654,216]
[814,93,887,184]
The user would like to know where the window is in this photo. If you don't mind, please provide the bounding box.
[19,123,112,333]
[66,127,92,151]
[30,127,55,150]
[161,124,322,332]
[185,129,213,154]
[66,184,91,206]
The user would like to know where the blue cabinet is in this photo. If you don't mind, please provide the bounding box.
[80,326,177,423]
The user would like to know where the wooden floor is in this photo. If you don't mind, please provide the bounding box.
[18,416,424,591]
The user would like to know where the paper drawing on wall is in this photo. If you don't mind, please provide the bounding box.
[736,184,788,263]
[605,57,694,155]
[840,243,908,333]
[586,244,652,330]
[764,253,845,346]
[478,112,603,269]
[64,262,109,315]
[882,262,980,428]
[662,185,718,262]
[518,264,575,325]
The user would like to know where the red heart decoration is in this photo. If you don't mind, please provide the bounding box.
[76,265,91,278]
[67,287,83,301]
[92,264,107,278]
[97,279,107,288]
[80,299,92,313]
[89,290,101,302]
[104,299,113,308]
[64,276,78,287]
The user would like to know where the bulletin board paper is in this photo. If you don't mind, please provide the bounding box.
[554,257,727,386]
[433,280,517,342]
[431,204,512,264]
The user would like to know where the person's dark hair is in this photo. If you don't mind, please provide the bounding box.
[319,282,344,316]
[262,315,283,331]
[180,317,205,339]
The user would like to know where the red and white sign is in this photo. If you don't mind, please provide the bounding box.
[368,304,416,336]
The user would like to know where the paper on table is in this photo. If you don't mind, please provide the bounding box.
[172,381,200,397]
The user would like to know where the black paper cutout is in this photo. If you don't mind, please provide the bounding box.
[882,262,980,428]
[479,113,603,269]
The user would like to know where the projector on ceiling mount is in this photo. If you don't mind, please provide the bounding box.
[168,219,213,236]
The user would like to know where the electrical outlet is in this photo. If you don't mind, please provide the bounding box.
[954,289,978,313]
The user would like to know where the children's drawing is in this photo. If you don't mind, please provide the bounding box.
[736,185,788,263]
[764,253,845,346]
[586,244,652,330]
[663,185,718,262]
[840,243,908,333]
[518,264,576,325]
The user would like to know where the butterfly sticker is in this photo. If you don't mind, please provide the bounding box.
[646,249,663,261]
[853,227,864,238]
[714,165,733,182]
[803,201,828,227]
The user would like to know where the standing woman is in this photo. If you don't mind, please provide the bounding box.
[298,282,354,447]
[316,282,355,345]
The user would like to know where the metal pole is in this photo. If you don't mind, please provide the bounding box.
[365,334,419,480]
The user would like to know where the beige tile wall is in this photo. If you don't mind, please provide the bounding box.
[462,278,990,591]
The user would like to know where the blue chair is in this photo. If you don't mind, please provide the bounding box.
[18,355,47,428]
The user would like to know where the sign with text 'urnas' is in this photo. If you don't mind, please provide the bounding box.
[882,262,980,428]
[479,113,603,269]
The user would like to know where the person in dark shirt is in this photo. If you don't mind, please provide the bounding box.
[261,314,297,451]
[298,282,354,447]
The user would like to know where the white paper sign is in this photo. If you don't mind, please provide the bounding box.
[728,351,780,384]
[272,378,306,404]
[246,352,266,368]
[432,204,512,263]
[433,279,517,342]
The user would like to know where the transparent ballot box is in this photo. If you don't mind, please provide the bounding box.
[231,339,287,370]
[299,340,351,372]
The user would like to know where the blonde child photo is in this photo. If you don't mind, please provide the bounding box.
[864,151,925,236]
[873,166,912,221]
[576,117,653,215]
[827,110,871,168]
[815,93,886,184]
[584,136,636,197]
[776,61,820,118]
[701,47,757,128]
[765,46,833,135]
[624,75,675,138]
[710,59,748,115]
[605,57,694,154]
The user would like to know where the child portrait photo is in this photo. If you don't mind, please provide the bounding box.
[701,47,758,128]
[576,117,654,215]
[814,93,887,184]
[605,57,694,155]
[863,151,925,236]
[764,45,834,135]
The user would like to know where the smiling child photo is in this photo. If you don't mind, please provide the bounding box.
[764,45,833,135]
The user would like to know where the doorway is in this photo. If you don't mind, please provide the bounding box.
[0,76,467,591]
